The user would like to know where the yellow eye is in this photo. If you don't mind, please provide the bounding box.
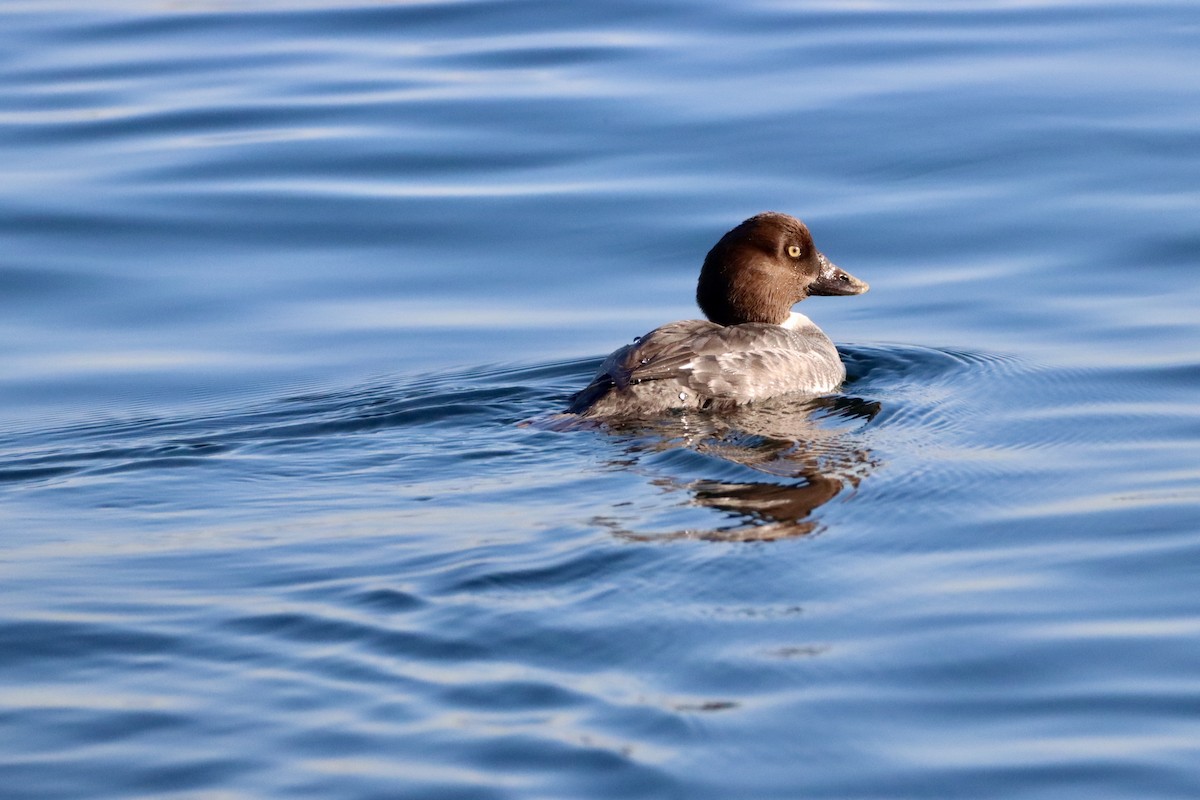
[787,245,801,258]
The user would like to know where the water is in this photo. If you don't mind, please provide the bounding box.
[2,1,1200,797]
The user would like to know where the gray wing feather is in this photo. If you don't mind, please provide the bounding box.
[570,320,845,416]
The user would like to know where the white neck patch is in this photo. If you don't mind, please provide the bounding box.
[780,311,814,331]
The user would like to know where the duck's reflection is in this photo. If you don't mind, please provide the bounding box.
[601,395,881,541]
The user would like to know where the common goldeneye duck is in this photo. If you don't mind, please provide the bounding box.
[567,212,868,418]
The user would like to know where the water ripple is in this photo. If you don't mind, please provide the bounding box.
[4,1,1200,798]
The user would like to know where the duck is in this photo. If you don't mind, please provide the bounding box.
[567,212,868,418]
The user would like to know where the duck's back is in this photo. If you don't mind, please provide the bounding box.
[568,317,845,418]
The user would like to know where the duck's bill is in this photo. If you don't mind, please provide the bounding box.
[809,252,869,296]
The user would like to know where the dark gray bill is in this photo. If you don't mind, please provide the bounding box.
[809,252,869,296]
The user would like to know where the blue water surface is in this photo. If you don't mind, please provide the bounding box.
[2,1,1200,798]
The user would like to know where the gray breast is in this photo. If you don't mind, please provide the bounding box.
[568,319,845,417]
